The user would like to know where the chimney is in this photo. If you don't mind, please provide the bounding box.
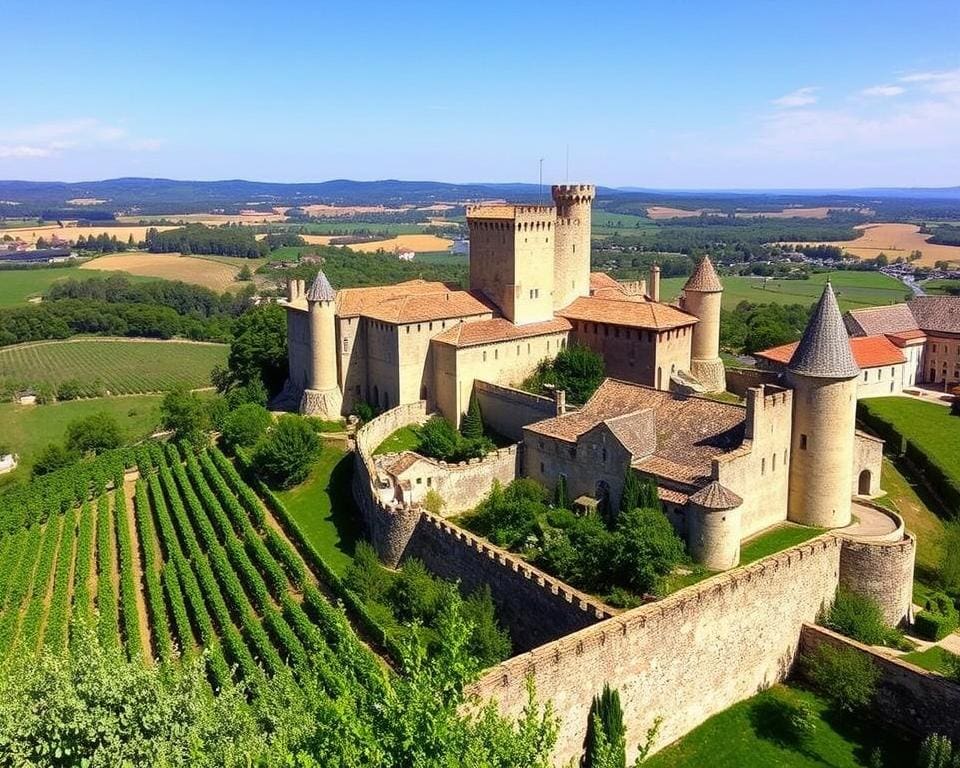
[649,264,661,303]
[286,278,296,302]
[555,388,567,416]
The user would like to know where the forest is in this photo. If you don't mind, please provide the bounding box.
[146,224,268,258]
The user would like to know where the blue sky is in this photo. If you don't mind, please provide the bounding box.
[1,0,958,188]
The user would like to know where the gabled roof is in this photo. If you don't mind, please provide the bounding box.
[431,317,571,348]
[844,303,919,337]
[557,296,697,331]
[688,481,742,510]
[757,334,905,369]
[359,289,493,324]
[683,256,723,293]
[600,409,655,459]
[788,283,860,379]
[306,271,336,302]
[336,279,457,317]
[908,296,960,335]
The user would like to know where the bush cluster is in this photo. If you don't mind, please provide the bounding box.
[914,592,960,642]
[823,589,905,648]
[416,415,494,463]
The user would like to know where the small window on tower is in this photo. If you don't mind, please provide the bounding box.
[800,434,808,450]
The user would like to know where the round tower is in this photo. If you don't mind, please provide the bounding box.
[687,481,743,570]
[301,271,344,419]
[786,283,860,529]
[551,184,595,309]
[680,256,726,392]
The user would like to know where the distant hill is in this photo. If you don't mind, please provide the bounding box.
[0,177,957,218]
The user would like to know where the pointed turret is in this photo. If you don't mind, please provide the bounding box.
[301,270,343,419]
[306,270,336,303]
[687,480,743,570]
[680,256,725,392]
[788,282,859,379]
[786,282,859,530]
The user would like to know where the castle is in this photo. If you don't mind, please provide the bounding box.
[282,184,726,426]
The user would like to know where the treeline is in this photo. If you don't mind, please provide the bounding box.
[147,224,267,258]
[74,233,136,253]
[926,224,960,247]
[590,252,694,280]
[280,244,467,288]
[0,276,251,347]
[720,301,812,355]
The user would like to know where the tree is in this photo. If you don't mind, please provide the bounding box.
[939,522,960,595]
[56,379,84,401]
[417,416,461,461]
[918,734,960,768]
[583,684,626,768]
[237,264,253,282]
[614,507,686,595]
[802,643,879,712]
[620,470,642,515]
[32,444,77,477]
[160,388,210,449]
[222,403,272,451]
[252,414,321,488]
[523,344,605,405]
[554,475,570,509]
[461,390,484,440]
[226,303,288,396]
[65,412,122,456]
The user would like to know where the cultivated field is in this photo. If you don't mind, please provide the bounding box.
[346,234,453,253]
[117,212,286,225]
[645,206,719,219]
[0,224,176,245]
[661,270,910,311]
[0,338,227,396]
[782,223,960,267]
[0,443,336,682]
[79,252,242,290]
[298,234,336,245]
[646,205,871,220]
[0,265,88,307]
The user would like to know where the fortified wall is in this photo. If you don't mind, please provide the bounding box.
[473,380,559,442]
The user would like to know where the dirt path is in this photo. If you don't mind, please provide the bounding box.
[122,478,154,661]
[260,504,319,592]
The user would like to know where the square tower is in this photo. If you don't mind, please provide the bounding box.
[467,204,556,325]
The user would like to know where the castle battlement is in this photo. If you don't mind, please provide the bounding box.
[552,183,596,201]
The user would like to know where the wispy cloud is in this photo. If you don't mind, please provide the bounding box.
[772,86,819,108]
[898,68,960,94]
[0,118,162,160]
[860,84,904,97]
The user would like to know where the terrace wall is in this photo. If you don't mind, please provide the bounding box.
[473,380,558,441]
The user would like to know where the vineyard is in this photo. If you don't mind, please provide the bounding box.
[0,338,228,397]
[0,442,371,687]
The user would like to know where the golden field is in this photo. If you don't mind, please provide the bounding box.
[79,253,241,291]
[1,224,176,244]
[735,206,873,219]
[345,234,454,253]
[782,223,960,267]
[645,206,718,219]
[117,212,286,225]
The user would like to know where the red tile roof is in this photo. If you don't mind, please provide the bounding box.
[558,296,697,331]
[885,329,927,346]
[432,317,571,348]
[337,280,457,317]
[756,334,905,369]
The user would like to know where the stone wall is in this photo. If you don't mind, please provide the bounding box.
[474,380,558,441]
[852,430,883,496]
[799,624,960,742]
[725,366,781,397]
[839,531,916,626]
[468,535,844,765]
[406,513,613,652]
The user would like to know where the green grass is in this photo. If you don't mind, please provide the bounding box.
[860,398,960,490]
[0,338,227,396]
[740,524,824,565]
[645,684,912,768]
[373,426,421,455]
[922,279,960,296]
[276,445,360,576]
[661,271,910,312]
[411,251,468,266]
[591,210,659,237]
[0,395,163,485]
[901,645,958,674]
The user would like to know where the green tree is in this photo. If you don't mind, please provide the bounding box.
[554,474,570,509]
[65,412,122,456]
[417,416,461,461]
[226,303,288,396]
[824,589,900,647]
[614,507,686,595]
[918,734,960,768]
[802,643,879,713]
[620,470,642,515]
[237,264,253,281]
[461,390,484,440]
[56,379,84,401]
[583,684,626,768]
[222,403,272,451]
[252,414,321,488]
[160,388,210,449]
[32,443,77,477]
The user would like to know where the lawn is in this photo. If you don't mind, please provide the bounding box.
[860,397,960,492]
[922,279,960,296]
[373,425,421,455]
[277,444,360,576]
[0,265,128,307]
[591,210,659,237]
[740,524,824,565]
[0,338,227,396]
[661,271,910,312]
[645,684,912,768]
[901,645,958,675]
[0,394,163,485]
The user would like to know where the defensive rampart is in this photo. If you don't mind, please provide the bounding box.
[725,366,781,397]
[474,380,558,441]
[800,624,960,742]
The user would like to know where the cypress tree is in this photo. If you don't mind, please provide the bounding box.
[638,475,661,511]
[620,469,642,514]
[461,390,484,440]
[582,684,626,768]
[555,475,569,509]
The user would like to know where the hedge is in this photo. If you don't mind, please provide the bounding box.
[0,527,42,653]
[914,592,960,641]
[95,495,120,649]
[17,514,64,654]
[43,510,76,653]
[134,480,174,663]
[72,501,96,621]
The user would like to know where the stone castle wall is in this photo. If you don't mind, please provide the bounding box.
[800,624,960,742]
[839,531,916,626]
[725,366,781,397]
[474,380,558,441]
[468,535,844,764]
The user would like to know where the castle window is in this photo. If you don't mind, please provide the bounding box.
[933,343,938,352]
[784,449,788,464]
[342,337,348,353]
[800,434,808,450]
[772,453,777,471]
[891,367,895,377]
[573,244,576,253]
[406,326,410,334]
[761,458,765,475]
[483,351,487,362]
[427,477,432,487]
[527,343,531,354]
[540,462,544,473]
[429,322,433,331]
[517,345,521,355]
[494,349,498,360]
[863,371,868,382]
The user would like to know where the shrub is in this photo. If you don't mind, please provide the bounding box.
[914,592,959,641]
[918,734,960,768]
[802,643,879,712]
[416,416,460,461]
[824,589,901,646]
[66,412,122,456]
[32,443,77,477]
[345,541,395,603]
[389,558,446,622]
[461,585,511,668]
[252,414,321,489]
[222,403,272,451]
[522,344,605,404]
[351,400,376,422]
[613,507,686,596]
[469,479,546,550]
[56,378,84,401]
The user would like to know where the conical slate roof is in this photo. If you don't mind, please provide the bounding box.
[788,283,860,378]
[306,271,336,302]
[689,480,742,510]
[683,256,723,293]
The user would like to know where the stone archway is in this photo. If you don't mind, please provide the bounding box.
[858,469,872,496]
